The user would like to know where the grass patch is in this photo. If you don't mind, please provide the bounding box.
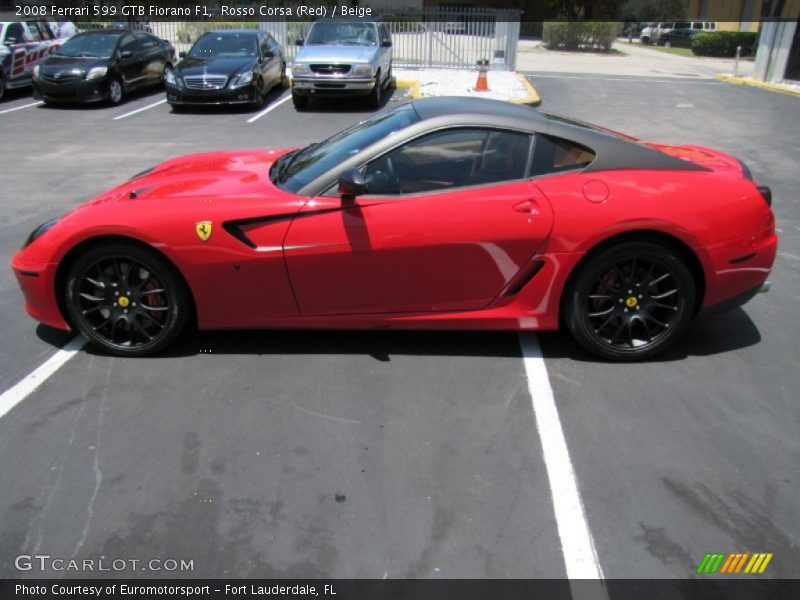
[640,45,696,58]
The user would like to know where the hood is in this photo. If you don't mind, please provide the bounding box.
[41,54,110,72]
[82,149,295,208]
[294,44,377,64]
[176,55,255,77]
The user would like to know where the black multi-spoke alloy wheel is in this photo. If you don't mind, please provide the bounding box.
[565,242,695,361]
[66,243,190,356]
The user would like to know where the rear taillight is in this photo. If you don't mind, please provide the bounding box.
[757,185,772,207]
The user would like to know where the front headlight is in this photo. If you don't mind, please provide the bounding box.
[165,69,180,87]
[352,64,373,77]
[33,65,41,79]
[86,66,108,80]
[229,70,254,88]
[292,64,310,75]
[23,218,59,249]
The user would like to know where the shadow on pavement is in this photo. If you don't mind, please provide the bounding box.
[538,306,762,363]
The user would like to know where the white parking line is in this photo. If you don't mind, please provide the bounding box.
[0,101,44,115]
[113,99,167,120]
[519,333,606,584]
[246,93,292,123]
[0,337,85,421]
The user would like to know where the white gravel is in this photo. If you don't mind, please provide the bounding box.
[394,68,533,102]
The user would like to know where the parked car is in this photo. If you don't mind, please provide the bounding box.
[639,23,655,44]
[12,97,776,361]
[0,20,62,100]
[166,29,285,110]
[291,19,393,110]
[649,21,717,46]
[32,28,175,105]
[659,27,701,48]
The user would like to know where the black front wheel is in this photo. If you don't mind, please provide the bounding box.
[367,72,382,108]
[564,242,695,361]
[107,77,124,105]
[66,243,190,356]
[292,90,308,110]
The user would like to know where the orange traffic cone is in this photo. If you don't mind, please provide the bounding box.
[474,59,490,92]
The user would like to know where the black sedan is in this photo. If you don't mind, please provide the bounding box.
[32,29,175,105]
[659,27,701,48]
[166,29,286,110]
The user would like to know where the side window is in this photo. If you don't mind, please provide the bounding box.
[380,24,391,45]
[265,33,277,48]
[364,128,532,195]
[530,135,596,177]
[135,32,157,49]
[6,22,25,43]
[259,34,270,56]
[119,34,139,55]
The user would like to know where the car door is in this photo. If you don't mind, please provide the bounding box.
[116,33,144,89]
[378,24,391,76]
[134,32,164,85]
[258,33,280,88]
[284,127,554,316]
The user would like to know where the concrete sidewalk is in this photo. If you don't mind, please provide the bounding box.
[517,39,754,79]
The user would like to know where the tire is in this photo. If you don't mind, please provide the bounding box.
[0,75,5,101]
[65,242,191,357]
[292,90,308,110]
[280,62,288,89]
[162,63,173,88]
[641,36,649,44]
[367,72,381,108]
[664,40,672,48]
[251,77,265,109]
[107,77,124,105]
[383,66,393,90]
[564,242,695,361]
[170,103,185,113]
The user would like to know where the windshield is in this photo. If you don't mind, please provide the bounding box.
[56,34,120,58]
[274,105,419,193]
[189,33,257,58]
[306,22,377,46]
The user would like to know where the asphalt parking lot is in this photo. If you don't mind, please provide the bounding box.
[0,73,798,582]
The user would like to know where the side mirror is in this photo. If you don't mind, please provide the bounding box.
[120,50,133,59]
[338,168,366,200]
[179,50,187,58]
[381,40,392,47]
[295,38,304,46]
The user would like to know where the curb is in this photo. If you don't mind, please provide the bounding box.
[395,79,423,100]
[715,74,800,98]
[395,73,541,106]
[511,72,542,106]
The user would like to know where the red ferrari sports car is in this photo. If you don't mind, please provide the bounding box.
[11,97,776,360]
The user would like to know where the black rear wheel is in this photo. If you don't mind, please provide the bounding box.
[564,242,695,361]
[66,243,190,356]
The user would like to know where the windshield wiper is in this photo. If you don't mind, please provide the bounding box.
[270,149,300,184]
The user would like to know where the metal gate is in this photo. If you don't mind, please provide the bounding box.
[94,7,520,71]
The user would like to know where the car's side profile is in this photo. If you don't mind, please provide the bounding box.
[11,98,776,360]
[32,28,174,105]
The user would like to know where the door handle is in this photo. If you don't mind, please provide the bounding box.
[513,199,539,214]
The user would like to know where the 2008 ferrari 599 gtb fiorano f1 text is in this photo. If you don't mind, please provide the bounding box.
[11,97,777,360]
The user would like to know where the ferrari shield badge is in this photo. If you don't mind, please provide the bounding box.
[196,221,212,242]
